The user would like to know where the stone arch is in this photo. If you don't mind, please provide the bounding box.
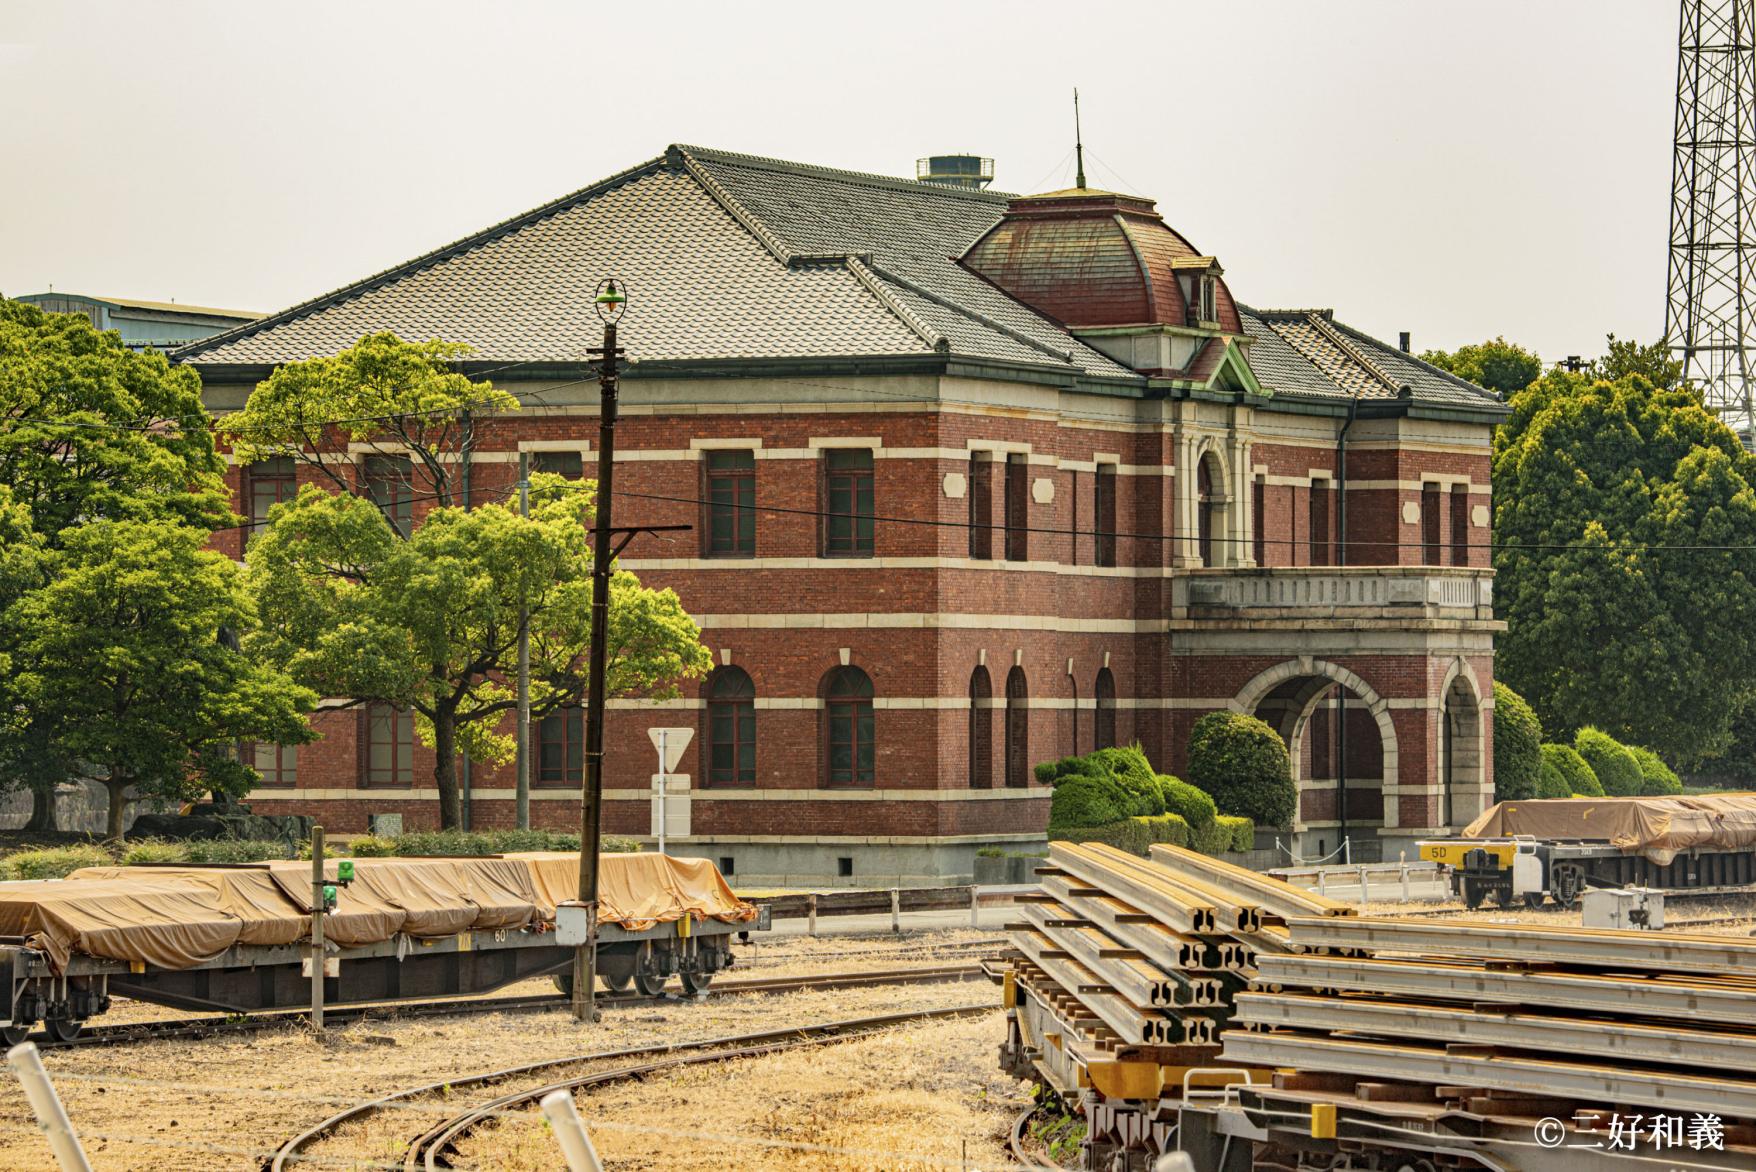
[1194,442,1231,567]
[1437,658,1486,828]
[1233,659,1401,840]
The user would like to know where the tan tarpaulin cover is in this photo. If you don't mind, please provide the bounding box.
[72,867,307,947]
[0,877,242,973]
[1463,794,1756,863]
[512,853,758,931]
[263,858,544,939]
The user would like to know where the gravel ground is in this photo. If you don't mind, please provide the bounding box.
[0,931,1007,1172]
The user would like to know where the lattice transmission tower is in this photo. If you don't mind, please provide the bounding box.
[1667,0,1756,441]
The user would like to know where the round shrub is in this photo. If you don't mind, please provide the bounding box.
[1538,743,1602,798]
[1575,727,1643,797]
[1491,682,1543,802]
[1157,774,1218,829]
[1049,775,1129,829]
[1627,745,1683,796]
[1187,712,1295,828]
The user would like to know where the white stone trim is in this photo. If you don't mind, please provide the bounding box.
[808,436,884,450]
[689,437,764,452]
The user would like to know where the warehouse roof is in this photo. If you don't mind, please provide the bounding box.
[174,145,1502,414]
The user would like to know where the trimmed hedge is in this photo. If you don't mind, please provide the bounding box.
[1575,728,1643,797]
[1048,776,1129,829]
[348,829,642,858]
[1539,743,1602,798]
[1216,814,1256,853]
[1628,745,1683,796]
[1089,746,1166,816]
[1492,682,1543,802]
[1050,812,1191,856]
[0,844,113,881]
[1187,712,1295,828]
[1158,774,1218,829]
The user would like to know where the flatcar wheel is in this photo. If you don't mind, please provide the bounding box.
[0,1023,29,1046]
[1462,878,1485,909]
[679,968,713,996]
[633,970,668,996]
[600,969,632,993]
[1523,892,1546,909]
[632,942,668,996]
[43,1018,80,1043]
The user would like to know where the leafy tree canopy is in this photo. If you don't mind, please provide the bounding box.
[1419,336,1543,397]
[1591,334,1685,389]
[1493,365,1756,766]
[1491,682,1543,802]
[14,521,316,837]
[246,476,712,828]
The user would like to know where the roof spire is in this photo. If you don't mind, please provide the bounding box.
[1073,88,1086,190]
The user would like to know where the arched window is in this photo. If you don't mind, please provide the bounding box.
[704,667,756,787]
[822,666,875,786]
[1197,456,1216,566]
[969,666,993,789]
[1005,666,1029,789]
[1094,668,1117,750]
[1069,672,1081,757]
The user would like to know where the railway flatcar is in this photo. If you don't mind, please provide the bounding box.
[0,851,764,1043]
[1420,793,1756,906]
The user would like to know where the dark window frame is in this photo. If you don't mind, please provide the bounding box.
[1421,484,1442,564]
[1197,460,1215,566]
[822,450,875,557]
[704,449,757,558]
[968,666,992,789]
[704,666,757,787]
[534,706,583,788]
[1094,668,1117,750]
[1004,454,1029,562]
[530,450,584,479]
[1309,478,1331,567]
[1094,464,1117,567]
[359,702,415,788]
[968,453,992,560]
[1449,485,1470,566]
[1004,666,1029,788]
[246,457,297,549]
[363,454,414,537]
[822,666,876,786]
[1252,476,1266,566]
[246,740,298,788]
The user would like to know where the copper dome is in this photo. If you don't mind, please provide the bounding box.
[961,188,1241,334]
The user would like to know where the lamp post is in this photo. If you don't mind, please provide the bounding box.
[572,278,627,1024]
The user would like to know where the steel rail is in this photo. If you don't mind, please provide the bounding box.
[1253,952,1756,1026]
[1045,844,1218,935]
[1233,991,1756,1069]
[1007,1104,1061,1170]
[43,961,986,1051]
[1220,1029,1756,1118]
[401,1003,998,1171]
[1284,914,1756,976]
[1150,842,1355,919]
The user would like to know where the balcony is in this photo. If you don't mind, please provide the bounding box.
[1170,566,1498,627]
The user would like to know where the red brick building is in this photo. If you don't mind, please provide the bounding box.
[176,145,1505,882]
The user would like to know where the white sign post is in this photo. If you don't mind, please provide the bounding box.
[648,727,694,854]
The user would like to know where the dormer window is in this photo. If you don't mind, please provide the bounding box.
[1199,274,1218,324]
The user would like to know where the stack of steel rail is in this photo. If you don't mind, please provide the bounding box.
[1006,842,1351,1075]
[1227,914,1756,1122]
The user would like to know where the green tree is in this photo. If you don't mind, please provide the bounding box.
[1538,743,1601,798]
[1186,712,1295,827]
[14,521,316,838]
[1419,337,1543,397]
[246,480,711,829]
[0,298,234,828]
[1491,682,1543,802]
[1493,367,1756,765]
[1627,745,1683,796]
[1591,335,1685,389]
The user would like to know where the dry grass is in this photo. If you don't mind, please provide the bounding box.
[0,931,1004,1171]
[451,1014,1024,1171]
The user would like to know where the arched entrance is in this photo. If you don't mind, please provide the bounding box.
[1439,664,1485,828]
[1236,660,1399,862]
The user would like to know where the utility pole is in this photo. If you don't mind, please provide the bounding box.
[572,279,627,1024]
[516,451,531,831]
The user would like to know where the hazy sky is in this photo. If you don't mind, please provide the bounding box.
[2,0,1674,362]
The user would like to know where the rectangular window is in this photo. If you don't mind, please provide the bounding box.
[1004,454,1028,561]
[535,707,583,788]
[531,450,583,479]
[823,449,875,557]
[967,454,992,560]
[248,741,297,788]
[361,703,414,787]
[705,450,756,557]
[1094,464,1117,567]
[1309,479,1331,567]
[1450,485,1470,566]
[826,700,876,785]
[1421,484,1442,564]
[363,455,414,537]
[247,457,296,548]
[1252,476,1266,565]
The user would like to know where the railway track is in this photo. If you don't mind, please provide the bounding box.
[266,1001,998,1171]
[31,961,990,1050]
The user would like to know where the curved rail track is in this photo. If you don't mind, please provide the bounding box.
[267,1001,998,1171]
[33,961,989,1050]
[1009,1103,1063,1170]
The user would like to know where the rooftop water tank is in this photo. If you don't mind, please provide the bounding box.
[915,155,994,190]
